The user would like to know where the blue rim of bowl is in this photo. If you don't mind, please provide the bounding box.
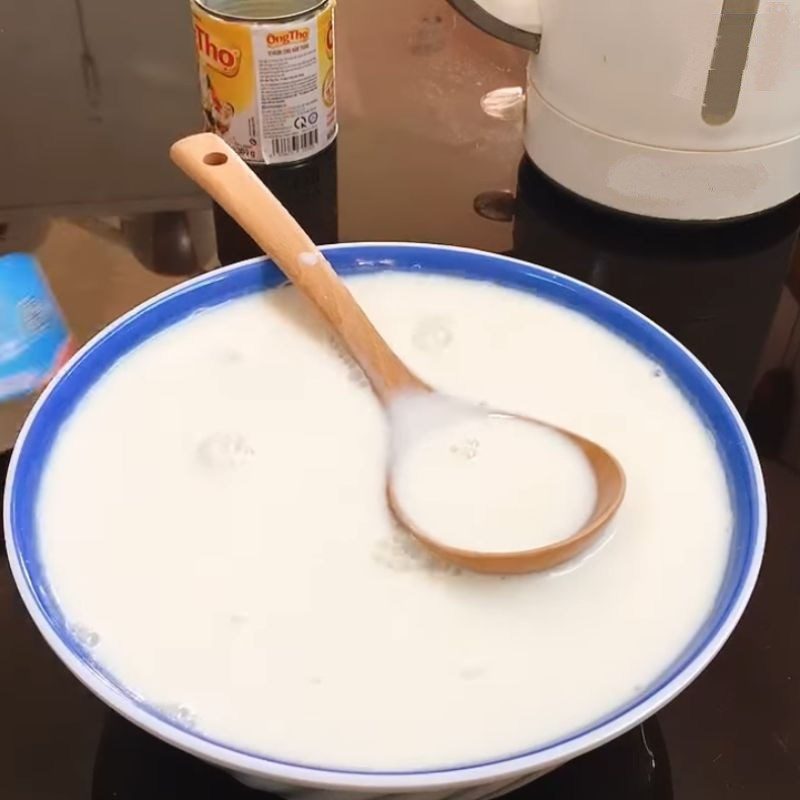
[4,244,765,790]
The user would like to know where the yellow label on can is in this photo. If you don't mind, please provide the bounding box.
[191,1,337,164]
[318,4,335,109]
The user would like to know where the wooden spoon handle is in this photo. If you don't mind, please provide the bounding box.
[170,133,424,403]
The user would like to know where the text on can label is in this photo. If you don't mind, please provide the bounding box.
[267,28,309,48]
[195,22,242,77]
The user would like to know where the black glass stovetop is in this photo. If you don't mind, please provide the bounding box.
[2,2,799,798]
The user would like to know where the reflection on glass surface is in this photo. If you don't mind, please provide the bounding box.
[213,142,339,265]
[510,157,800,411]
[91,712,672,800]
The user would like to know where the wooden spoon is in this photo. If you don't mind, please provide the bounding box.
[170,133,625,574]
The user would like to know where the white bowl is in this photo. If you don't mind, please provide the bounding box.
[4,244,765,798]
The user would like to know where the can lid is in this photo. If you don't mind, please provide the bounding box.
[194,0,327,22]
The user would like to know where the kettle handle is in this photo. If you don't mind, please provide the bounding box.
[447,0,542,52]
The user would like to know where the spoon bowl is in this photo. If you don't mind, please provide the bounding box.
[389,403,625,573]
[170,133,626,573]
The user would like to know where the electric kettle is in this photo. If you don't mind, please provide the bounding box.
[449,1,800,220]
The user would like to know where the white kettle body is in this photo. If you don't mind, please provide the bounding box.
[451,1,800,220]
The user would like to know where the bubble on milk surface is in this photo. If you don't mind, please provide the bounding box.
[412,316,453,354]
[217,347,244,365]
[326,334,369,388]
[347,364,370,388]
[372,522,463,576]
[155,702,196,730]
[459,665,487,681]
[196,432,255,470]
[449,437,480,461]
[71,624,100,649]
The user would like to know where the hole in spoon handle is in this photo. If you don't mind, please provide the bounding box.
[203,152,229,166]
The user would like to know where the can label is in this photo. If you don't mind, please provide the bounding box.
[192,1,336,165]
[0,254,73,403]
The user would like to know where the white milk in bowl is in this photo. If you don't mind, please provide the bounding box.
[37,272,733,772]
